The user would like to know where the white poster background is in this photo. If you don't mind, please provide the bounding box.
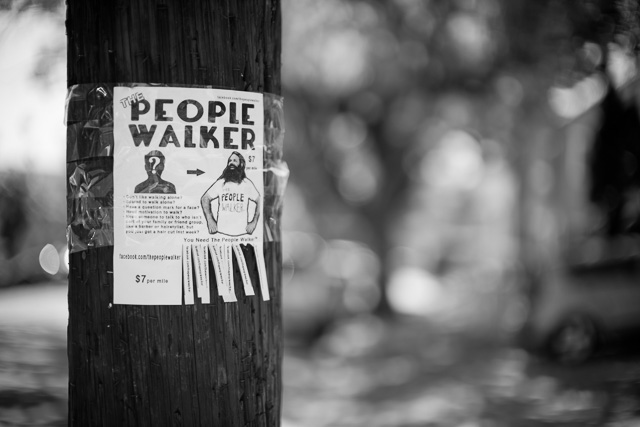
[113,86,264,305]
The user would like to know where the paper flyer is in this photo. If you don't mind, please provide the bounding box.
[113,86,265,305]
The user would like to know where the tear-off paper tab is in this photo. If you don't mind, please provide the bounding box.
[224,245,237,302]
[182,245,195,305]
[233,244,255,296]
[209,244,227,300]
[255,246,270,301]
[193,244,210,304]
[210,244,237,302]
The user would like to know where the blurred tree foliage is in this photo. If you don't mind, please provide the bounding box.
[0,0,60,12]
[0,172,28,258]
[281,0,640,315]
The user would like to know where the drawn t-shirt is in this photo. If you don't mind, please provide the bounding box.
[205,178,260,236]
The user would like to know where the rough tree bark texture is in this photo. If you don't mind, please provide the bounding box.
[66,1,282,426]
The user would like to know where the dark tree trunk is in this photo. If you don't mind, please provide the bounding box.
[66,1,282,426]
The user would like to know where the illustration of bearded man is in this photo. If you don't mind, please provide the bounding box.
[200,151,261,236]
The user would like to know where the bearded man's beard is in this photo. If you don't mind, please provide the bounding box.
[221,165,245,183]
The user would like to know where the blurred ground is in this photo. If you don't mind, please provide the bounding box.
[0,281,67,427]
[2,281,640,426]
[283,319,640,427]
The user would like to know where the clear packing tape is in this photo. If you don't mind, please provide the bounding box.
[66,83,288,254]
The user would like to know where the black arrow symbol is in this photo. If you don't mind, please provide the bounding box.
[187,169,205,176]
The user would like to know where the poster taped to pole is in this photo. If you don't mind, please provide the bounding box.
[113,86,265,305]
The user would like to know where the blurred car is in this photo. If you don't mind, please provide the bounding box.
[517,76,640,363]
[518,257,640,363]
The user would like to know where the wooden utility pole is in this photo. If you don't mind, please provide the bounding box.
[66,1,282,426]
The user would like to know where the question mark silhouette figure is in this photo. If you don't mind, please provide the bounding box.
[135,150,176,194]
[149,156,161,174]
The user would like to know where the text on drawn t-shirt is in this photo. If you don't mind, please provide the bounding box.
[205,178,260,236]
